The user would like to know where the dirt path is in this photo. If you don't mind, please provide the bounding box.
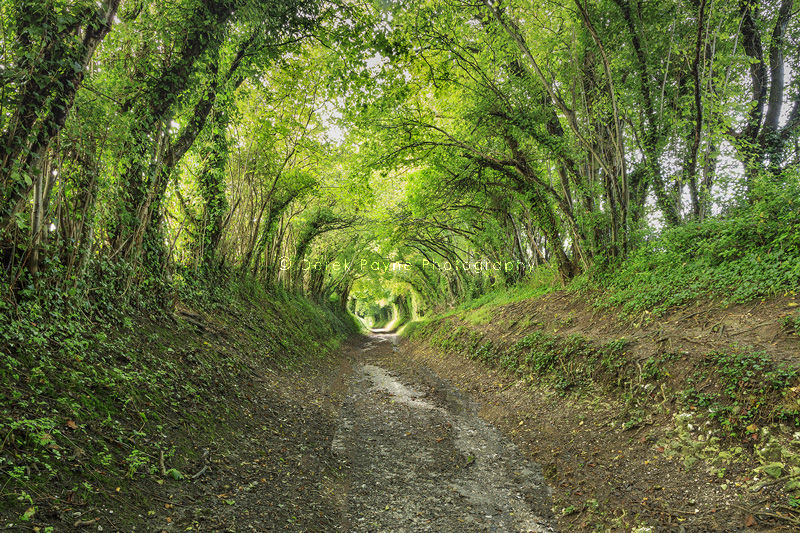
[333,333,554,532]
[46,332,553,532]
[22,295,797,530]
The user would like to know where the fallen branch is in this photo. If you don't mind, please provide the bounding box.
[753,508,800,527]
[192,449,210,480]
[681,336,707,345]
[159,449,167,476]
[730,321,772,336]
[677,310,704,322]
[191,464,209,479]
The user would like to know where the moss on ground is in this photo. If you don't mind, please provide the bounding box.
[0,281,356,526]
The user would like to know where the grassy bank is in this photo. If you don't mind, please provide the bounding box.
[0,278,356,527]
[401,197,800,527]
[407,184,800,330]
[404,193,800,438]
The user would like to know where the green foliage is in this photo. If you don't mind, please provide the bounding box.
[0,271,354,518]
[781,313,800,337]
[585,176,800,314]
[3,0,800,337]
[680,349,800,434]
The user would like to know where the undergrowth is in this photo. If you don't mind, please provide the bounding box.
[435,178,800,318]
[409,318,800,437]
[0,274,355,524]
[579,179,800,314]
[681,350,800,434]
[409,320,633,395]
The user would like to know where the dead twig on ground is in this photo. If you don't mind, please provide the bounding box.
[192,449,210,479]
[730,321,772,336]
[159,448,167,476]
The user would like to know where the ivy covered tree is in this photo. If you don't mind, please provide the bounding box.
[0,0,798,314]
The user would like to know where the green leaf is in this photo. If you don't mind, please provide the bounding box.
[21,506,36,521]
[165,468,184,480]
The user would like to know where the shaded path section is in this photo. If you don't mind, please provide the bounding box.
[333,335,554,532]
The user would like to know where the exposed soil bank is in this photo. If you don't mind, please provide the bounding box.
[402,291,800,531]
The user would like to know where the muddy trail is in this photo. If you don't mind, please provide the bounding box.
[333,333,554,532]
